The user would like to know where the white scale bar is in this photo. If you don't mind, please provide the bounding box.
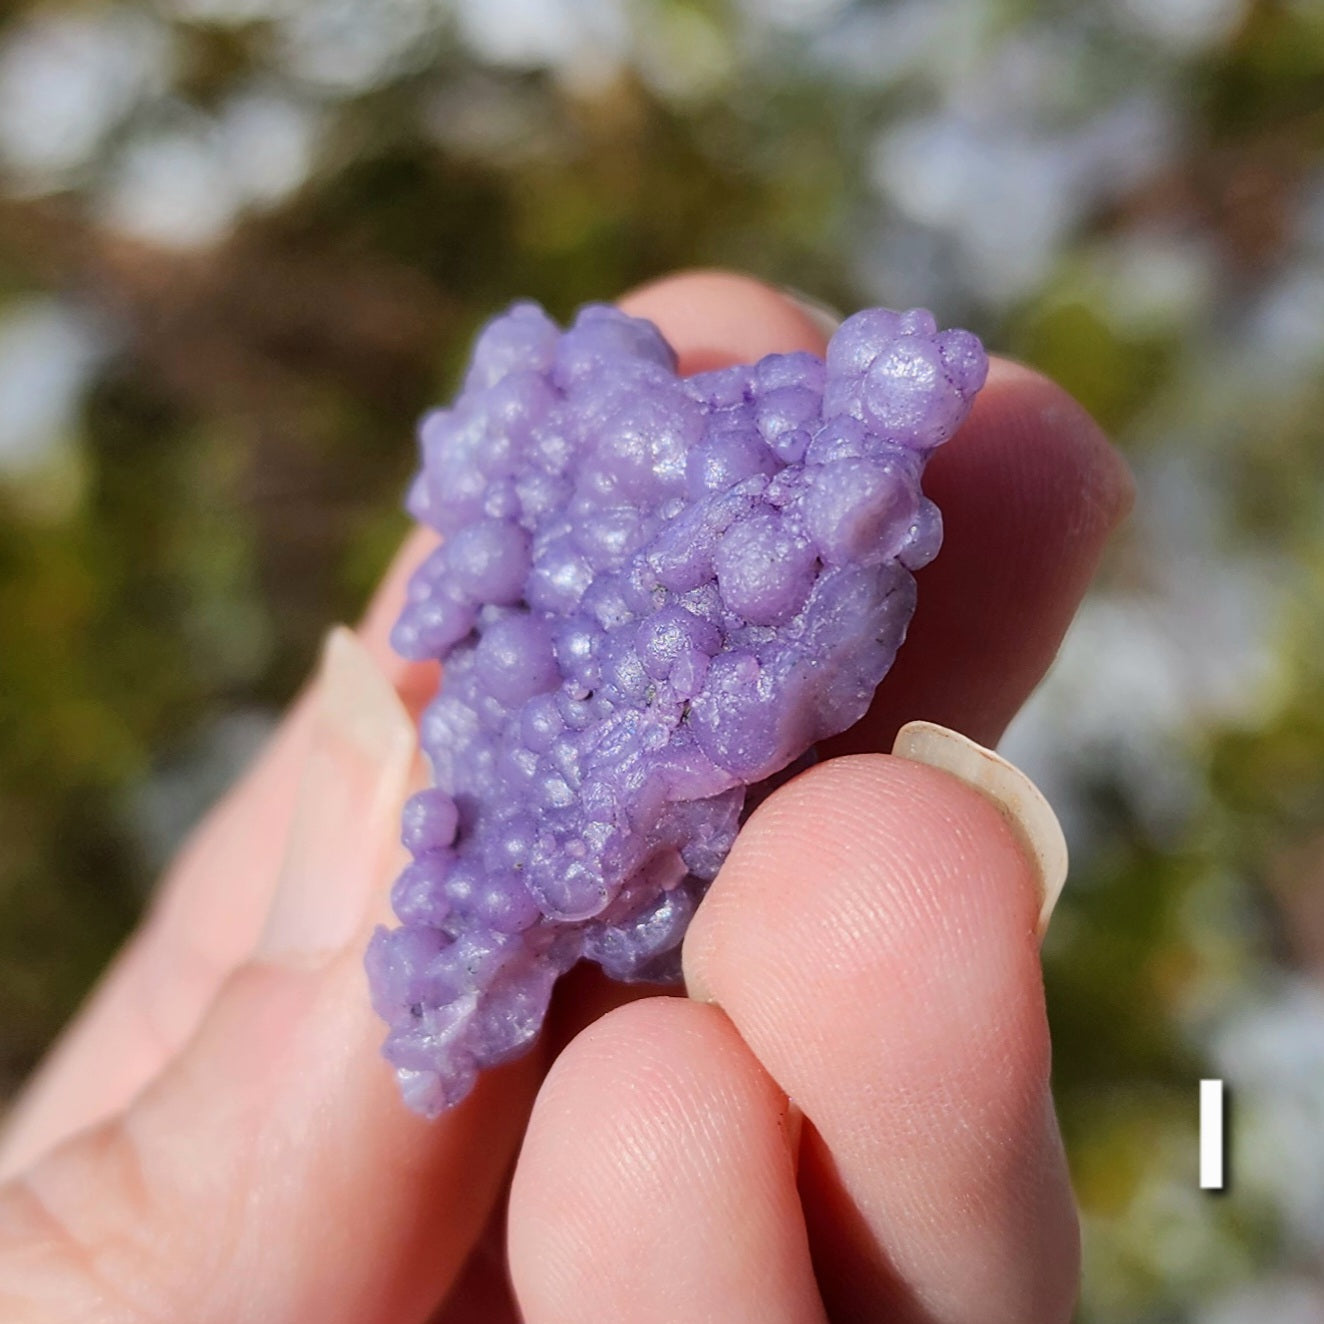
[1200,1079,1225,1190]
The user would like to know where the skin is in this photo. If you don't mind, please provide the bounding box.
[0,271,1133,1323]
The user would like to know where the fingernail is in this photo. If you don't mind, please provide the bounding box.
[256,626,417,967]
[780,287,844,340]
[891,720,1068,938]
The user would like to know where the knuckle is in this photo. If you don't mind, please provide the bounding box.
[0,1116,215,1324]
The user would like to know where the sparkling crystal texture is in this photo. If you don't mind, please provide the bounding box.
[366,301,988,1115]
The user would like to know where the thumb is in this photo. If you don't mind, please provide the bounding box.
[0,630,538,1324]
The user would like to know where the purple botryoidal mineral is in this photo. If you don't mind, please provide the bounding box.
[366,300,988,1115]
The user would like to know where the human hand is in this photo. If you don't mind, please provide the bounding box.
[0,271,1132,1323]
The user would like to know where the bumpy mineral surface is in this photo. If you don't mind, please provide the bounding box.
[366,300,987,1114]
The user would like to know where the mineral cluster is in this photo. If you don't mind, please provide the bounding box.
[366,300,987,1114]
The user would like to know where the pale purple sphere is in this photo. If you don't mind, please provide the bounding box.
[367,300,987,1116]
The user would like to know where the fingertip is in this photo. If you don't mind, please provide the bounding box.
[685,752,1043,1008]
[973,357,1136,537]
[510,996,824,1324]
[618,269,833,371]
[891,720,1069,937]
[829,357,1134,754]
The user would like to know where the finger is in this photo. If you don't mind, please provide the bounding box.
[0,635,435,1178]
[508,998,826,1324]
[824,357,1133,754]
[0,687,318,1178]
[0,630,540,1323]
[619,269,834,369]
[683,755,1080,1324]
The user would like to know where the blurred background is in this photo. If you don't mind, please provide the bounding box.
[0,0,1320,1317]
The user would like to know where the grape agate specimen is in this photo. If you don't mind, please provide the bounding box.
[366,300,987,1115]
